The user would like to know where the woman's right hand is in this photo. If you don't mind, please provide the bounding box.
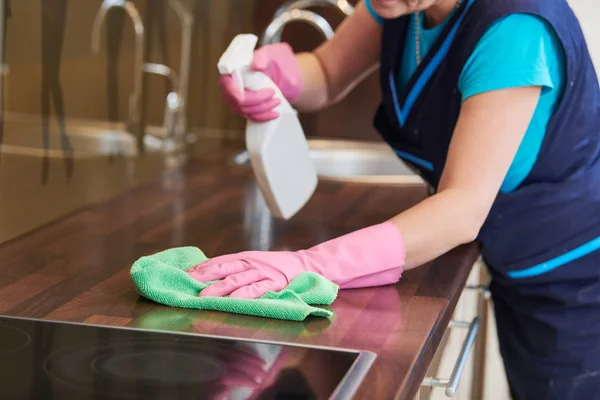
[219,1,382,120]
[219,42,303,122]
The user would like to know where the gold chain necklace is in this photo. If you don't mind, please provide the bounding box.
[415,0,463,66]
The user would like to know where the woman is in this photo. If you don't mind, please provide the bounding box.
[188,0,600,398]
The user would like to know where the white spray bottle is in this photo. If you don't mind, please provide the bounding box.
[218,34,318,220]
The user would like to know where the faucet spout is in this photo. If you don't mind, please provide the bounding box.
[90,5,107,55]
[261,9,335,46]
[273,0,354,19]
[142,63,182,145]
[92,0,142,54]
[91,0,145,149]
[167,0,194,139]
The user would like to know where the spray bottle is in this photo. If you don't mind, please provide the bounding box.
[218,34,317,220]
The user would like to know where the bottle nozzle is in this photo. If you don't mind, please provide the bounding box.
[217,34,259,95]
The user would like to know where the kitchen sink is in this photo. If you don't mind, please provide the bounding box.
[0,118,165,157]
[232,138,424,185]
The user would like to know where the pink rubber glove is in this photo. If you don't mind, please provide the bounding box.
[219,42,302,122]
[187,221,405,299]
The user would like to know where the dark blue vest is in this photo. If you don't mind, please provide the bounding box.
[373,0,600,280]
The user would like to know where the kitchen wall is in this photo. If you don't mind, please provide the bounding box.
[2,0,595,139]
[571,0,600,70]
[1,0,377,137]
[0,0,382,243]
[3,0,256,131]
[0,0,255,243]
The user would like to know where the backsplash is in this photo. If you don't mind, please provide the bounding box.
[0,0,383,244]
[0,0,264,243]
[3,0,258,131]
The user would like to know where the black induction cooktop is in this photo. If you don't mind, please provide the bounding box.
[0,315,375,400]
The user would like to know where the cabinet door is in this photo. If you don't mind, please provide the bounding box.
[417,260,486,400]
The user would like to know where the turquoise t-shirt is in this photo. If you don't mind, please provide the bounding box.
[365,0,566,193]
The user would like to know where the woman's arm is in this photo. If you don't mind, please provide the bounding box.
[291,1,382,111]
[392,85,541,269]
[189,85,543,299]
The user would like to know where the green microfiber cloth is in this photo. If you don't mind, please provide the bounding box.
[130,246,339,321]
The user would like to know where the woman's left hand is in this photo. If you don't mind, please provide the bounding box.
[187,251,307,299]
[187,221,406,299]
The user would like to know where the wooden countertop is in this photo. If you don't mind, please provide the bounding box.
[0,143,479,399]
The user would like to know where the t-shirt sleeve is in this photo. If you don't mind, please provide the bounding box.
[458,14,564,101]
[364,0,384,25]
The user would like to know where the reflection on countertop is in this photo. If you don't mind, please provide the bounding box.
[0,112,237,244]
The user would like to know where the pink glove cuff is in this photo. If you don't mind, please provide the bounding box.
[292,221,406,289]
[187,221,405,299]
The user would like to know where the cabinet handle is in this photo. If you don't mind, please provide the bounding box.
[422,317,480,397]
[465,284,491,300]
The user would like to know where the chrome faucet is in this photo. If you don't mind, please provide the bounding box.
[91,0,145,149]
[261,9,335,46]
[142,63,183,150]
[273,0,354,19]
[167,0,193,140]
[262,0,355,46]
[139,0,192,150]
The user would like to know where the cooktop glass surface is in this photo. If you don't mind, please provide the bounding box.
[0,316,374,400]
